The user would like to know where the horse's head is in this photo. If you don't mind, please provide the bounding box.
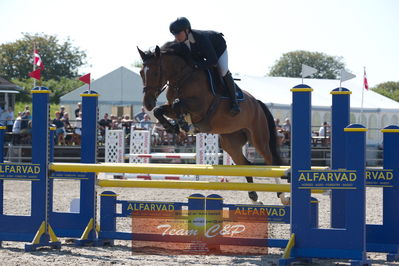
[137,45,165,111]
[138,42,193,110]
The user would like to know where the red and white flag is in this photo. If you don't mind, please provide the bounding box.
[34,49,44,70]
[363,68,369,90]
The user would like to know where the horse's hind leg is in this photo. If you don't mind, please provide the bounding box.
[220,131,261,204]
[248,128,290,205]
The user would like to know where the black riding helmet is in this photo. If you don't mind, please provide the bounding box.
[169,17,191,35]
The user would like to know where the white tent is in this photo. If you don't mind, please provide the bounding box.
[236,75,399,144]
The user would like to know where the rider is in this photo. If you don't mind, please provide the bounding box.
[169,17,241,116]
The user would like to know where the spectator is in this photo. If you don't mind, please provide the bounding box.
[74,112,82,136]
[21,105,31,118]
[121,115,133,135]
[74,102,82,118]
[20,111,31,134]
[319,121,330,138]
[152,121,165,145]
[62,112,73,131]
[109,115,121,129]
[59,106,66,118]
[134,106,146,122]
[62,112,73,145]
[21,120,32,143]
[274,118,285,145]
[0,107,14,132]
[282,118,291,145]
[52,111,65,145]
[12,112,22,134]
[99,113,112,136]
[140,114,152,130]
[73,112,82,145]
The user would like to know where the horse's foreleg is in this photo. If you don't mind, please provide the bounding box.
[172,99,190,132]
[153,105,179,134]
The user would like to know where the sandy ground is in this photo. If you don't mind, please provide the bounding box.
[0,176,398,266]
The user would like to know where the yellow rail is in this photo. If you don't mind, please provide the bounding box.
[97,179,324,193]
[50,163,288,177]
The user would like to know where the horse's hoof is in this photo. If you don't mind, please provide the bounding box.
[173,124,180,134]
[165,124,180,134]
[280,197,291,206]
[248,191,258,202]
[181,124,190,132]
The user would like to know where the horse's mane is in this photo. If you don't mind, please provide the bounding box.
[140,41,194,67]
[162,41,196,66]
[160,41,188,57]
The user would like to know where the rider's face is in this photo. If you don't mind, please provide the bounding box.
[174,30,187,43]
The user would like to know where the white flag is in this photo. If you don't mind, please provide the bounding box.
[301,64,318,78]
[340,69,356,82]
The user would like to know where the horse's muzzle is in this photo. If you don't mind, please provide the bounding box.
[143,94,156,111]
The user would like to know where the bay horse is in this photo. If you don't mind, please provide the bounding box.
[137,43,288,205]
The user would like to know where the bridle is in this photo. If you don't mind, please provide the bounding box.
[142,52,196,97]
[142,53,165,96]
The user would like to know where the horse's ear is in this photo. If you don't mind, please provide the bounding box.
[155,46,161,57]
[137,47,146,60]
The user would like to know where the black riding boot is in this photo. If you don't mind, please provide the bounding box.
[223,71,240,116]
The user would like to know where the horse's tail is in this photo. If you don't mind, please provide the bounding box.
[257,100,282,166]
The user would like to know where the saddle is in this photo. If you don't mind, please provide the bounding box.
[188,68,245,132]
[206,68,245,101]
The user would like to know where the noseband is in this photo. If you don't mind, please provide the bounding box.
[142,55,165,96]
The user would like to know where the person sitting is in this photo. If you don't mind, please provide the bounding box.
[98,113,112,137]
[72,112,82,145]
[140,114,152,130]
[61,112,73,145]
[52,111,65,145]
[169,17,240,116]
[121,115,133,135]
[74,102,82,118]
[21,105,31,118]
[19,111,31,144]
[282,118,291,145]
[319,121,330,138]
[274,118,285,145]
[111,115,122,129]
[318,121,330,146]
[151,121,166,145]
[12,112,22,144]
[59,105,66,118]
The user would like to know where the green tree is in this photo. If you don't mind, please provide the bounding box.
[0,33,87,81]
[372,81,399,102]
[268,50,346,79]
[132,60,143,68]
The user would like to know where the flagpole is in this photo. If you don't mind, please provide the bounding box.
[33,43,36,87]
[360,67,366,116]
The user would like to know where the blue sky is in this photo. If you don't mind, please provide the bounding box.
[1,0,398,87]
